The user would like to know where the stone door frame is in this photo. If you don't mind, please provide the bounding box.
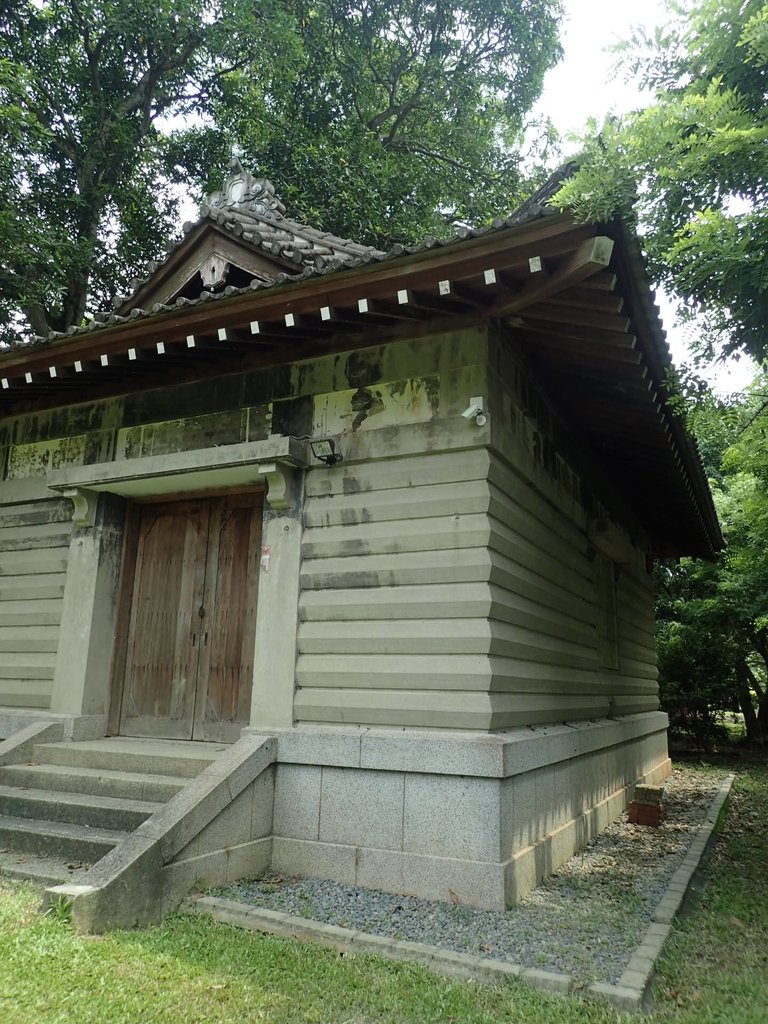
[45,437,306,737]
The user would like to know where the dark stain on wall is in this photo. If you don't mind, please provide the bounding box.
[350,388,385,431]
[345,351,383,388]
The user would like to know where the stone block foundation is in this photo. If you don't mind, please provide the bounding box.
[246,711,671,910]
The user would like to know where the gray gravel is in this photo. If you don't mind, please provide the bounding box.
[213,765,724,985]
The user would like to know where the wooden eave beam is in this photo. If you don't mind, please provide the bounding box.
[545,287,625,315]
[489,236,615,317]
[514,331,643,366]
[518,304,632,334]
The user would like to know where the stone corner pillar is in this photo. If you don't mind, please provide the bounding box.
[49,492,126,718]
[248,465,304,729]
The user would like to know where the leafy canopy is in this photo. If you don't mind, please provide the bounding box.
[554,0,768,363]
[0,0,563,346]
[655,371,768,748]
[205,1,563,249]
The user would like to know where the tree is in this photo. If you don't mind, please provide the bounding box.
[0,0,288,345]
[553,0,768,363]
[205,1,563,249]
[655,374,768,749]
[0,1,563,346]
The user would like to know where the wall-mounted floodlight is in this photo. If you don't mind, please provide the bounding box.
[462,396,487,427]
[310,438,343,466]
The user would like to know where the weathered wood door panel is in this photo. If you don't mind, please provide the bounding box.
[119,492,262,741]
[194,493,263,742]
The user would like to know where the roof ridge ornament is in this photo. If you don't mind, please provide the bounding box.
[207,157,286,220]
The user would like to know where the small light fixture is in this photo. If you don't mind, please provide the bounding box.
[461,396,487,427]
[310,438,343,466]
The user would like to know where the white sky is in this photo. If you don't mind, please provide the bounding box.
[534,0,756,395]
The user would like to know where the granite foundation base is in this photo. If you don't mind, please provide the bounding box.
[249,711,671,910]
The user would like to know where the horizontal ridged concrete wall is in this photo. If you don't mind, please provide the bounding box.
[296,449,499,728]
[485,451,657,728]
[295,446,657,731]
[0,489,72,709]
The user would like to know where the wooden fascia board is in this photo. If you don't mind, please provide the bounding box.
[0,214,596,375]
[605,220,724,553]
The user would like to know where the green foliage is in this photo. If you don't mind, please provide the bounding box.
[553,0,768,362]
[655,372,768,749]
[655,560,738,751]
[183,1,564,249]
[0,0,288,345]
[0,0,563,345]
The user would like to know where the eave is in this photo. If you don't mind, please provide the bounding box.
[0,211,723,559]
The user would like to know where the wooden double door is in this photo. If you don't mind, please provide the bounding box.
[118,492,263,742]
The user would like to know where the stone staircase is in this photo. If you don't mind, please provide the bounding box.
[0,737,228,888]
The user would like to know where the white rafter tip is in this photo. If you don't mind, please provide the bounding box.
[100,354,109,366]
[285,312,295,327]
[217,328,227,341]
[358,298,369,313]
[438,280,451,295]
[156,341,165,355]
[529,256,543,273]
[74,361,83,373]
[186,334,196,348]
[484,268,497,285]
[320,306,332,320]
[397,289,409,304]
[250,320,260,334]
[25,372,33,383]
[128,348,137,361]
[1,378,9,389]
[48,366,57,378]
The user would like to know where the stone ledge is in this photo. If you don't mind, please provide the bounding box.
[0,713,106,743]
[244,712,669,778]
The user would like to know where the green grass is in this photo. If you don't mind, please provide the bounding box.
[0,760,766,1024]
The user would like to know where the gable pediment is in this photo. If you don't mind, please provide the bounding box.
[119,223,299,314]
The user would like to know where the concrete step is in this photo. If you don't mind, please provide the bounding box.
[0,849,92,888]
[31,738,228,778]
[0,785,161,831]
[0,762,188,802]
[0,814,123,862]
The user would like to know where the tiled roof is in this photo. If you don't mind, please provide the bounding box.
[113,159,386,311]
[28,160,577,346]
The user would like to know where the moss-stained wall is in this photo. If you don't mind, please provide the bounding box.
[0,323,657,728]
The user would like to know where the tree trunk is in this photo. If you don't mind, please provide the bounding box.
[737,665,761,743]
[743,662,768,747]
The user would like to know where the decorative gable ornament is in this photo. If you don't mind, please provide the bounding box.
[206,157,286,220]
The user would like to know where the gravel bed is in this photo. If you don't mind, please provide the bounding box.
[213,766,725,985]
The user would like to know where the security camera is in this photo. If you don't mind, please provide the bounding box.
[462,397,487,425]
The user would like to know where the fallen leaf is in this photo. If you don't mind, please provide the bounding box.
[448,889,460,905]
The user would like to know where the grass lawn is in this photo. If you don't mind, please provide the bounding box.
[0,760,766,1024]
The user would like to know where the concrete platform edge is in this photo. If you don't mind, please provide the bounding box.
[181,895,573,994]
